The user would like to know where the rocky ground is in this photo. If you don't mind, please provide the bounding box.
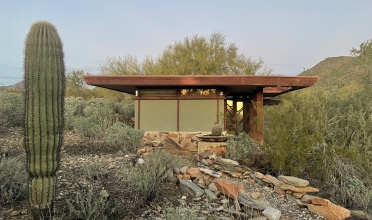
[1,131,371,220]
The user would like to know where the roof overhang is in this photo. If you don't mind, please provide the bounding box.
[82,75,318,97]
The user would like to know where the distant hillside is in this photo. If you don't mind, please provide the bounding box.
[299,56,365,88]
[0,80,24,92]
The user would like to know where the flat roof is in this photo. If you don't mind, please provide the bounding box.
[82,75,318,97]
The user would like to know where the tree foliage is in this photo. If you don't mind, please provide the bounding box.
[100,32,271,76]
[66,70,99,99]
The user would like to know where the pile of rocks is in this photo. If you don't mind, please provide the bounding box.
[137,146,371,220]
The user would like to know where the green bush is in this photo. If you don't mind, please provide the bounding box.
[227,132,262,164]
[263,84,372,211]
[72,99,117,145]
[64,184,114,220]
[116,99,135,127]
[82,163,107,181]
[325,155,372,212]
[64,97,87,130]
[106,122,144,153]
[0,157,28,205]
[125,149,183,202]
[0,92,24,133]
[0,129,24,159]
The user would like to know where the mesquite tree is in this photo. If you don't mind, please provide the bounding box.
[24,21,65,219]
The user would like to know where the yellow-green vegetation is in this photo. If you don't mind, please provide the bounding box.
[100,32,271,76]
[125,149,183,201]
[64,97,137,152]
[262,39,372,212]
[0,92,24,134]
[23,21,65,219]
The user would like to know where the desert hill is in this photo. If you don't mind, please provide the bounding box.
[299,56,365,89]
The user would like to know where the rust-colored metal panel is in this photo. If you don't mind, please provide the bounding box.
[247,88,264,144]
[82,75,318,96]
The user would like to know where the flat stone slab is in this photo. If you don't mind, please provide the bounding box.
[278,175,309,187]
[179,179,204,198]
[200,168,222,178]
[279,184,319,193]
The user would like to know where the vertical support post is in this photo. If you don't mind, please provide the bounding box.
[248,88,264,144]
[232,97,237,134]
[216,99,219,124]
[137,99,141,130]
[243,95,249,133]
[177,99,179,132]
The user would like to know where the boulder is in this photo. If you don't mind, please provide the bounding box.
[279,184,319,193]
[255,172,265,179]
[273,186,286,195]
[179,179,204,198]
[301,194,320,203]
[262,207,281,220]
[262,175,284,186]
[187,168,203,179]
[216,158,240,166]
[213,178,241,199]
[308,198,351,220]
[350,210,372,220]
[180,166,188,174]
[200,168,222,178]
[204,188,218,201]
[239,192,272,210]
[278,176,309,187]
[212,161,245,173]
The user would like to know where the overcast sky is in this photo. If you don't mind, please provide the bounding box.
[1,1,372,85]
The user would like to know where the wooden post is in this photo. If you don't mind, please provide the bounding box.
[248,88,264,144]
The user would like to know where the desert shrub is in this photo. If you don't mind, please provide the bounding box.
[227,132,262,164]
[263,84,372,211]
[0,92,24,133]
[72,99,117,145]
[125,149,183,202]
[0,157,28,205]
[0,129,24,160]
[82,163,107,181]
[64,184,115,220]
[64,97,87,130]
[106,122,144,153]
[116,99,135,127]
[325,155,372,212]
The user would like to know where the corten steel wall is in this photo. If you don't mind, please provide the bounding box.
[138,100,177,131]
[136,99,224,132]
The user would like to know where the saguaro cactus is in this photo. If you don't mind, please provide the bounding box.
[24,21,65,219]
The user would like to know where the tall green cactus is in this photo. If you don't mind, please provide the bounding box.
[24,21,65,219]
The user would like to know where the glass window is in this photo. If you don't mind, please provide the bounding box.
[180,89,216,96]
[139,90,177,97]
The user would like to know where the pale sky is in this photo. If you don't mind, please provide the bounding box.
[1,1,372,85]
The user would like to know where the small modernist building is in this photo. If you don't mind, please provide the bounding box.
[83,75,318,143]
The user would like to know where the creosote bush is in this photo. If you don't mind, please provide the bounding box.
[65,184,115,220]
[106,122,144,153]
[127,149,183,201]
[227,132,263,166]
[0,92,24,133]
[110,149,184,215]
[264,84,372,211]
[0,157,28,205]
